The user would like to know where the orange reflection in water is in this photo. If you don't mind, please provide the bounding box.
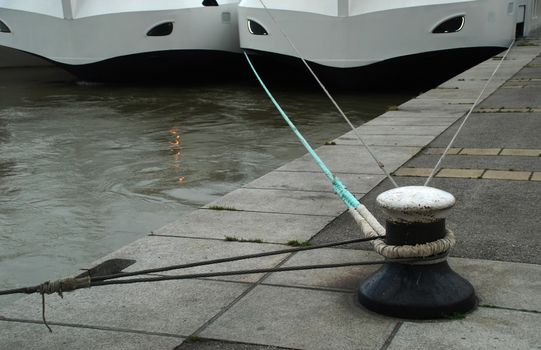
[169,135,181,146]
[169,128,184,185]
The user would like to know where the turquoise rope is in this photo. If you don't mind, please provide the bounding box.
[244,51,360,209]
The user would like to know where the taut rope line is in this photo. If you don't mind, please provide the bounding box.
[244,52,456,260]
[254,0,399,188]
[0,236,382,296]
[244,51,362,209]
[424,39,516,186]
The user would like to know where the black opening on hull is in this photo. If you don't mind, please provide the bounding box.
[0,19,11,33]
[202,0,219,6]
[247,20,268,35]
[432,16,465,34]
[147,22,174,37]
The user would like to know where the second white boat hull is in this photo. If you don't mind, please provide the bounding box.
[239,0,517,88]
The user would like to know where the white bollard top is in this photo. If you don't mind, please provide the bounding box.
[376,186,456,223]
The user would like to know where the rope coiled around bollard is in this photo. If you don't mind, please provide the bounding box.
[349,207,456,259]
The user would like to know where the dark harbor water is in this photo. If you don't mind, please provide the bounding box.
[0,67,411,307]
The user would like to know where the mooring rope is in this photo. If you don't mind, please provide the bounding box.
[89,256,438,287]
[424,39,516,186]
[244,51,456,258]
[0,254,437,332]
[244,51,362,209]
[0,236,383,297]
[254,0,399,188]
[0,236,389,332]
[349,207,457,258]
[91,236,382,282]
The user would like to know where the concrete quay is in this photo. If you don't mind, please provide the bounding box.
[1,37,541,349]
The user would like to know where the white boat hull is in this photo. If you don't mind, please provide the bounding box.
[238,0,517,87]
[0,0,243,81]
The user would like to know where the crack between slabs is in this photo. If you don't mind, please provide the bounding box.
[0,316,183,339]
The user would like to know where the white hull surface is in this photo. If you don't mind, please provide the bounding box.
[239,0,518,87]
[0,0,242,81]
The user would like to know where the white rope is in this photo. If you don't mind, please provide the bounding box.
[255,0,399,188]
[424,40,516,186]
[348,208,456,259]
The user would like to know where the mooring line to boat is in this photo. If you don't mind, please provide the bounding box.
[87,255,439,288]
[0,243,443,333]
[254,0,399,188]
[244,50,363,210]
[88,236,382,283]
[244,51,457,260]
[0,235,420,332]
[424,39,516,186]
[0,236,383,296]
[244,50,389,237]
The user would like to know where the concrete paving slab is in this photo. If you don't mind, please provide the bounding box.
[452,258,541,312]
[334,134,434,147]
[423,147,462,155]
[478,86,541,108]
[501,84,527,88]
[387,308,541,350]
[393,167,433,177]
[244,170,384,195]
[204,188,347,217]
[438,79,505,91]
[276,145,420,174]
[436,168,484,179]
[0,321,183,350]
[2,279,248,336]
[382,110,466,119]
[154,209,330,244]
[420,89,493,101]
[482,170,531,181]
[201,285,397,350]
[513,66,541,79]
[414,98,478,105]
[460,148,501,156]
[500,148,541,156]
[404,154,541,172]
[428,113,541,149]
[263,248,380,291]
[364,116,459,126]
[82,236,290,284]
[355,125,450,136]
[454,66,533,81]
[398,97,470,108]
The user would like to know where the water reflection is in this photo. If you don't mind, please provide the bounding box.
[0,67,412,307]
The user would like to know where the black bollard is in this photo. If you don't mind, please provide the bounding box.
[358,186,477,319]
